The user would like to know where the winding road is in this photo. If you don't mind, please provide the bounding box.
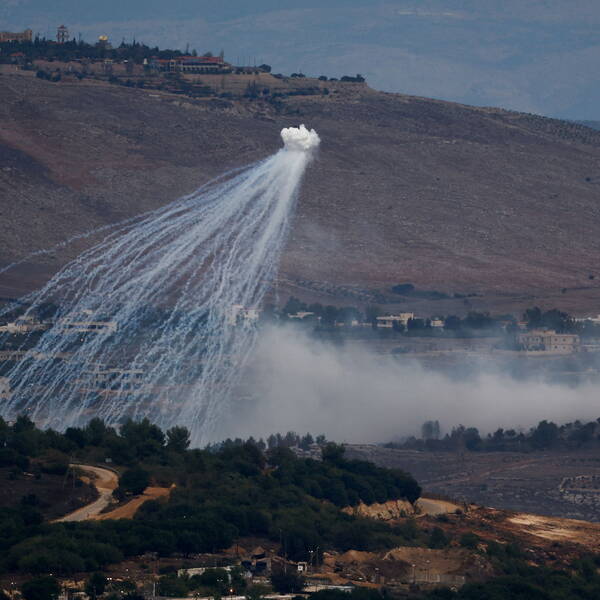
[55,464,119,522]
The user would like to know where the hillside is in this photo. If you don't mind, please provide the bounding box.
[2,418,600,599]
[2,73,600,313]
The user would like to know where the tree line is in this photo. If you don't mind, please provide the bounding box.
[389,417,600,452]
[275,296,600,338]
[0,37,204,63]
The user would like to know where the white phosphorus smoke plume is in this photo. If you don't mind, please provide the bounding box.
[0,125,320,445]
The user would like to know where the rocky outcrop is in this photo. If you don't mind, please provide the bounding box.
[342,499,415,520]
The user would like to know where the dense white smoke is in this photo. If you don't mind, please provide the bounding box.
[0,127,319,446]
[228,326,600,443]
[281,125,320,152]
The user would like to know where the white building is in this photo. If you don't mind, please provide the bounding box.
[228,305,261,326]
[288,311,316,320]
[574,314,600,325]
[0,315,49,334]
[376,313,415,328]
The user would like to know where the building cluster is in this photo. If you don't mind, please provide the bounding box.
[517,330,580,354]
[0,314,49,334]
[287,310,443,331]
[56,309,118,334]
[375,313,441,329]
[83,366,145,392]
[0,310,117,335]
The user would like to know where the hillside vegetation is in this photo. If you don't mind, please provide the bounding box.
[0,416,421,576]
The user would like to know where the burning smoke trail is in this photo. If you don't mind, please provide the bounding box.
[0,125,320,445]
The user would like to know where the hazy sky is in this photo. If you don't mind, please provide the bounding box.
[2,1,600,119]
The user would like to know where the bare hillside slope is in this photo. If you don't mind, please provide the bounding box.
[2,74,600,312]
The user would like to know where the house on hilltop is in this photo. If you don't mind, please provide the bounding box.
[0,29,33,43]
[149,55,232,74]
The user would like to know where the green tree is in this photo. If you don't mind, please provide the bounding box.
[270,571,305,594]
[21,577,60,600]
[245,584,270,600]
[157,575,189,597]
[531,420,559,449]
[166,426,191,452]
[459,532,480,549]
[321,443,345,465]
[118,467,150,495]
[85,417,112,446]
[428,527,449,549]
[85,573,108,599]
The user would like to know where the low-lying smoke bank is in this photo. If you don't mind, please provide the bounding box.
[228,326,600,443]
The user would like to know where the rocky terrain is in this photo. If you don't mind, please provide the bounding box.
[2,72,600,313]
[346,445,600,522]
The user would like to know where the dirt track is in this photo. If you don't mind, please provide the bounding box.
[55,464,171,522]
[55,464,118,522]
[94,486,171,520]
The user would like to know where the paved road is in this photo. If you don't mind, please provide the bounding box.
[55,464,119,522]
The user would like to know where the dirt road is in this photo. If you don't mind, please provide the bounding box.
[94,486,171,520]
[55,464,118,522]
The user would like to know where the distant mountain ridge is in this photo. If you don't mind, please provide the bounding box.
[576,120,600,130]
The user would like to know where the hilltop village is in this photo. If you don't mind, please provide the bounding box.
[0,26,365,100]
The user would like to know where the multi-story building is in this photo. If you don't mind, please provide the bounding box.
[517,330,580,354]
[55,310,117,334]
[86,366,144,391]
[149,55,232,74]
[0,29,33,43]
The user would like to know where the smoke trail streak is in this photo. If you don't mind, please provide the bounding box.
[0,125,320,445]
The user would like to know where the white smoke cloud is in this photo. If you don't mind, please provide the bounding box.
[281,124,320,153]
[229,325,600,443]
